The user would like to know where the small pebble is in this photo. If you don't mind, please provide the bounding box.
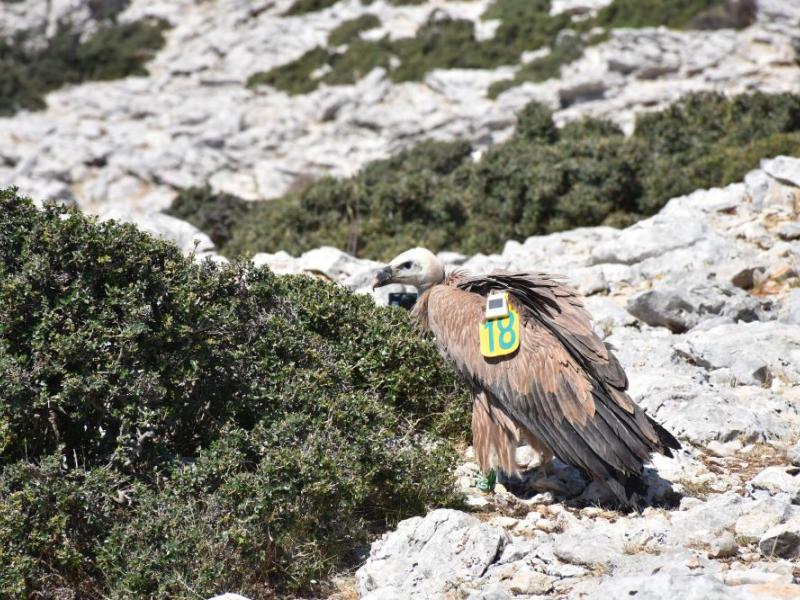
[708,531,738,558]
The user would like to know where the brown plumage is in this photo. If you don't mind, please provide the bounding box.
[374,248,680,501]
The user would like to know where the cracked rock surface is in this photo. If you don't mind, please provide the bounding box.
[1,0,798,230]
[3,2,800,598]
[347,156,800,598]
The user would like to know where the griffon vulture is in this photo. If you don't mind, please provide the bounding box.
[373,247,680,501]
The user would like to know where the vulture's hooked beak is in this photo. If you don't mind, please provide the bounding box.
[371,265,394,289]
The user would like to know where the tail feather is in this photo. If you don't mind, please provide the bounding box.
[649,416,681,457]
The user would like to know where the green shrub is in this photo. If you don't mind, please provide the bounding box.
[322,38,394,86]
[691,0,757,29]
[482,0,571,60]
[488,33,585,99]
[284,0,340,16]
[0,190,470,598]
[87,0,131,22]
[246,46,331,95]
[0,18,167,116]
[594,0,725,28]
[223,93,800,261]
[633,92,800,210]
[248,3,570,95]
[328,14,381,46]
[250,0,738,97]
[166,186,253,247]
[224,140,472,259]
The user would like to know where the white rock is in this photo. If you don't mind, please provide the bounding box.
[299,246,380,279]
[674,322,800,387]
[591,208,707,265]
[550,0,612,16]
[587,570,757,600]
[762,156,800,188]
[251,251,302,274]
[788,441,800,467]
[356,509,508,599]
[750,467,800,502]
[706,440,742,458]
[759,517,800,559]
[102,210,215,255]
[708,531,738,558]
[735,496,797,542]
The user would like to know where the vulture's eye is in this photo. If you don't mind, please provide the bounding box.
[400,261,412,269]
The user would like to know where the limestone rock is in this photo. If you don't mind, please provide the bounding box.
[778,290,800,325]
[590,210,707,265]
[735,496,797,542]
[788,441,800,467]
[4,0,799,232]
[586,571,757,600]
[759,517,800,559]
[749,467,800,503]
[674,322,800,387]
[762,156,800,188]
[553,530,623,567]
[251,251,302,275]
[708,531,738,558]
[356,509,509,599]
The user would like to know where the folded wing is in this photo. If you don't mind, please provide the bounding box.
[426,272,679,494]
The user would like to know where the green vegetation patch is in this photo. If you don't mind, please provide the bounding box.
[593,0,751,29]
[248,3,572,95]
[222,93,800,261]
[488,32,585,99]
[250,0,749,97]
[0,190,470,598]
[329,14,381,46]
[0,18,167,116]
[284,0,341,16]
[166,186,255,248]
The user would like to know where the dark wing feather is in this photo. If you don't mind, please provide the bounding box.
[425,274,679,496]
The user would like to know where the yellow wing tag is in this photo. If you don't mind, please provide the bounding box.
[480,303,521,358]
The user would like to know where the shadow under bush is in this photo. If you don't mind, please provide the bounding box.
[0,190,470,599]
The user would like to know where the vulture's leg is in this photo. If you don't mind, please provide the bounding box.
[520,430,555,476]
[471,391,519,479]
[517,429,576,497]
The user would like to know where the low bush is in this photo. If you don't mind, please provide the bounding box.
[692,0,757,30]
[249,0,742,97]
[328,14,381,46]
[223,93,800,261]
[488,32,585,99]
[248,2,571,95]
[284,0,340,16]
[0,18,167,116]
[246,46,331,95]
[593,0,725,28]
[0,190,470,598]
[166,186,254,248]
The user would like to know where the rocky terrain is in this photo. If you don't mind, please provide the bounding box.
[1,0,798,231]
[2,1,800,598]
[244,156,800,599]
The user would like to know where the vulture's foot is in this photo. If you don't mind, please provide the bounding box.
[529,476,571,497]
[496,463,569,498]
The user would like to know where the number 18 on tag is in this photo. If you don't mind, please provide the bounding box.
[480,292,520,358]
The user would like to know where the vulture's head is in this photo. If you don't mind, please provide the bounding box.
[373,247,445,292]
